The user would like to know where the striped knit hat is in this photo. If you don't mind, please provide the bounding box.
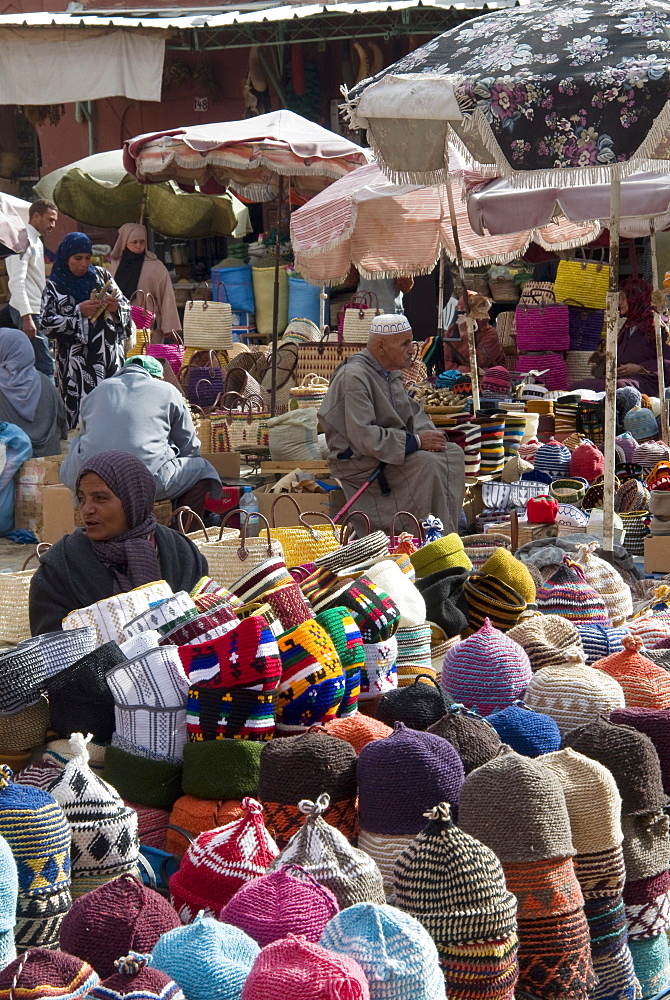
[320,577,400,643]
[320,903,446,1000]
[88,953,184,1000]
[276,619,346,734]
[610,707,670,794]
[410,534,473,579]
[479,549,537,605]
[542,749,623,855]
[324,715,392,755]
[240,935,370,1000]
[169,797,278,923]
[0,949,99,1000]
[360,637,398,701]
[441,619,532,715]
[464,574,527,633]
[518,437,541,463]
[391,803,518,1000]
[533,438,571,478]
[524,663,625,733]
[575,623,629,665]
[230,557,293,605]
[570,541,633,625]
[507,615,584,671]
[592,634,670,709]
[427,706,501,774]
[486,702,561,758]
[536,561,611,624]
[315,608,364,719]
[394,624,434,686]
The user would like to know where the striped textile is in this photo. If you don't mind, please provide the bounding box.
[106,647,189,710]
[453,422,481,478]
[503,414,526,460]
[464,574,527,633]
[476,416,505,477]
[114,704,187,761]
[515,909,596,999]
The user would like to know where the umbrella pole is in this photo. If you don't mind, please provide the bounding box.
[603,174,621,553]
[320,286,327,334]
[270,175,284,417]
[650,221,670,445]
[437,250,445,336]
[445,180,480,411]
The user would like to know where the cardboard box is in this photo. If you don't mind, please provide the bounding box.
[16,455,63,486]
[645,535,670,573]
[201,452,241,480]
[253,482,344,526]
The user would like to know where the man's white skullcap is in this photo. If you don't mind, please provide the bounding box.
[369,314,412,336]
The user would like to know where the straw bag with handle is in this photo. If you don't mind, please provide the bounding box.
[340,292,382,343]
[129,290,156,333]
[183,282,233,351]
[197,510,284,587]
[296,326,364,381]
[182,350,226,408]
[268,495,341,567]
[210,392,270,453]
[146,330,185,377]
[289,373,330,409]
[554,248,610,311]
[172,507,239,547]
[260,342,300,408]
[0,544,50,645]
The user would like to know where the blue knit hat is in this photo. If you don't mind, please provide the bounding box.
[485,702,561,758]
[574,625,629,666]
[0,833,17,969]
[320,902,446,1000]
[533,439,571,478]
[149,912,259,1000]
[625,406,659,442]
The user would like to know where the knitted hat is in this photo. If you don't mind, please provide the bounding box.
[575,623,629,665]
[616,432,639,462]
[479,549,537,604]
[166,799,244,858]
[392,803,518,1000]
[119,631,161,660]
[542,749,623,855]
[104,745,183,812]
[518,436,541,462]
[620,812,670,883]
[0,949,99,1000]
[47,642,127,744]
[267,795,385,910]
[181,739,261,802]
[592,634,670,709]
[393,624,434,686]
[149,912,259,1000]
[365,561,426,628]
[536,561,611,624]
[360,637,398,701]
[463,574,527,633]
[315,608,364,719]
[314,531,389,575]
[625,405,658,441]
[570,441,605,482]
[562,717,667,816]
[240,934,369,1000]
[179,614,281,692]
[123,592,197,639]
[415,567,469,639]
[507,615,584,672]
[321,577,400,643]
[320,902,446,1000]
[441,619,532,715]
[524,663,625,733]
[458,747,574,863]
[46,734,139,896]
[357,722,464,836]
[628,614,670,648]
[610,707,670,793]
[486,702,561,758]
[220,864,339,947]
[427,706,501,774]
[628,935,670,998]
[410,535,472,579]
[633,439,670,472]
[324,715,392,755]
[59,873,181,978]
[169,798,278,923]
[276,619,345,734]
[533,438,571,478]
[88,953,184,1000]
[569,541,633,625]
[376,675,448,732]
[257,732,358,847]
[0,834,16,969]
[501,454,533,483]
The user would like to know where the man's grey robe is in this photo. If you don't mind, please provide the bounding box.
[319,349,465,533]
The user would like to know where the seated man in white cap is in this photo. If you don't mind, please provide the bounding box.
[319,314,465,533]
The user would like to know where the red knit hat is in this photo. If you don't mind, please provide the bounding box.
[569,441,605,483]
[241,934,370,1000]
[169,797,278,924]
[592,634,670,709]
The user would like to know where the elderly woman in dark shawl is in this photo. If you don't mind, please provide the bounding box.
[40,232,132,429]
[0,328,66,456]
[29,450,207,635]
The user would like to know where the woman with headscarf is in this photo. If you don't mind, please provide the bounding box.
[40,232,132,429]
[445,291,506,372]
[109,223,181,342]
[0,328,66,456]
[28,450,208,635]
[570,277,670,395]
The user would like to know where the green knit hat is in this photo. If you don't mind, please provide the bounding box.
[124,355,164,379]
[182,740,262,800]
[103,745,182,810]
[410,534,473,579]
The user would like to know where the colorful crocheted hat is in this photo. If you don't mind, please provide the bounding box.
[458,747,574,863]
[536,561,611,624]
[315,608,364,719]
[394,623,434,686]
[524,663,625,733]
[360,636,398,702]
[59,873,181,979]
[46,734,139,897]
[562,717,667,816]
[320,902,446,1000]
[357,722,464,836]
[486,702,561,758]
[427,705,501,774]
[267,795,385,910]
[479,548,537,604]
[574,623,629,665]
[376,676,449,732]
[150,913,259,1000]
[391,803,518,1000]
[0,949,99,1000]
[0,833,17,969]
[542,749,623,855]
[257,732,358,847]
[169,797,278,923]
[410,534,473,579]
[569,541,633,625]
[533,438,571,478]
[240,934,370,1000]
[221,864,339,948]
[88,953,184,1000]
[507,615,585,671]
[570,441,605,482]
[610,707,670,794]
[441,619,532,715]
[366,561,426,628]
[320,577,400,643]
[592,635,670,709]
[275,619,346,734]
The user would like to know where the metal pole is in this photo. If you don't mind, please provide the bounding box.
[270,175,283,417]
[650,221,670,445]
[319,285,327,334]
[437,251,445,336]
[603,173,621,553]
[445,179,480,411]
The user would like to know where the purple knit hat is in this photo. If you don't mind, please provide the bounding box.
[441,618,532,715]
[357,721,464,835]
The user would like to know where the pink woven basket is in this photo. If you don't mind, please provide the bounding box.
[515,293,569,352]
[516,352,568,391]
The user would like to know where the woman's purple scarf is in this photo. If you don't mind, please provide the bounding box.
[77,450,160,594]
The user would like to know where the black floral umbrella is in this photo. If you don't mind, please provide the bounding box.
[345,0,670,551]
